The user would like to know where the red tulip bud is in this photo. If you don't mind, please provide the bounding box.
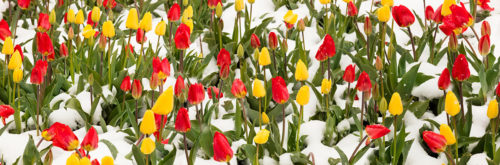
[175,75,186,98]
[231,79,247,98]
[347,2,358,17]
[392,5,415,28]
[175,107,191,132]
[208,86,223,99]
[495,82,500,97]
[422,131,447,153]
[425,6,435,20]
[272,76,289,104]
[481,21,491,36]
[0,19,12,40]
[432,5,443,24]
[188,83,205,105]
[343,64,356,83]
[136,28,147,44]
[479,34,491,56]
[250,33,261,49]
[0,105,14,125]
[18,0,31,9]
[452,54,470,82]
[365,124,390,140]
[438,68,451,90]
[174,24,191,50]
[60,43,68,57]
[81,127,99,151]
[364,17,372,36]
[213,131,233,162]
[131,79,142,99]
[168,3,181,21]
[37,13,51,33]
[120,76,131,92]
[356,71,372,92]
[36,32,54,56]
[268,32,278,50]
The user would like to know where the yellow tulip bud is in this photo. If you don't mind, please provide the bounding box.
[2,36,13,55]
[295,59,309,81]
[101,156,114,165]
[235,0,245,12]
[253,129,270,144]
[216,3,223,18]
[487,100,498,119]
[139,12,153,32]
[140,137,156,155]
[184,19,194,33]
[388,92,403,116]
[262,112,269,124]
[79,157,91,165]
[126,8,139,30]
[13,68,23,83]
[253,48,260,60]
[320,0,332,5]
[75,10,84,24]
[184,6,194,18]
[377,5,391,23]
[381,0,393,7]
[442,0,456,16]
[66,154,80,165]
[258,47,271,66]
[8,51,22,70]
[155,20,166,36]
[252,79,266,98]
[183,0,189,6]
[140,110,157,135]
[67,9,76,23]
[321,79,332,94]
[379,97,388,115]
[237,44,244,58]
[49,10,56,24]
[342,0,351,2]
[91,7,101,23]
[152,86,174,115]
[445,91,460,116]
[102,21,115,38]
[248,0,255,4]
[82,25,96,39]
[296,85,310,106]
[439,124,456,145]
[283,10,298,25]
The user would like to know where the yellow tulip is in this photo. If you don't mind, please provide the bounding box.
[101,156,114,165]
[126,8,139,30]
[140,110,157,135]
[487,100,498,119]
[67,9,76,23]
[13,68,23,83]
[283,10,298,25]
[258,47,271,66]
[184,19,194,33]
[49,10,56,24]
[75,10,84,24]
[320,0,332,5]
[377,5,391,23]
[184,6,194,18]
[445,91,460,116]
[295,59,309,81]
[216,3,223,18]
[152,86,173,115]
[139,12,153,32]
[82,25,96,39]
[102,21,115,38]
[253,48,260,60]
[79,157,91,165]
[253,129,270,144]
[2,36,13,55]
[442,0,456,16]
[66,154,80,165]
[8,51,22,70]
[155,20,166,36]
[439,124,456,145]
[381,0,393,7]
[321,79,332,94]
[262,112,269,124]
[296,85,310,106]
[91,6,101,23]
[140,137,156,155]
[253,79,266,98]
[388,92,403,116]
[235,0,245,12]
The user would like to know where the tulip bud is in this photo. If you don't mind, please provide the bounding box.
[68,26,74,40]
[97,0,102,6]
[98,34,107,50]
[365,124,390,139]
[8,51,22,70]
[49,10,56,24]
[379,97,388,115]
[347,1,358,17]
[377,5,391,22]
[356,71,372,92]
[438,68,450,91]
[295,59,309,81]
[321,79,332,94]
[155,20,166,36]
[481,21,491,37]
[268,32,278,50]
[439,124,456,145]
[254,129,270,144]
[388,92,403,116]
[258,47,271,66]
[252,79,265,98]
[216,3,223,18]
[188,83,205,105]
[237,44,244,58]
[131,79,142,99]
[296,85,310,106]
[231,79,247,98]
[153,86,174,115]
[297,18,305,31]
[448,34,458,51]
[479,35,490,56]
[175,107,191,132]
[139,12,153,32]
[81,127,98,151]
[235,0,244,12]
[140,110,157,135]
[445,91,460,116]
[13,68,23,83]
[364,17,372,36]
[423,131,447,153]
[451,54,470,82]
[140,137,156,155]
[75,10,84,24]
[375,56,383,71]
[126,8,139,30]
[88,74,94,86]
[102,20,115,38]
[67,9,76,23]
[425,6,435,21]
[253,48,260,60]
[262,112,269,124]
[213,131,234,162]
[2,36,13,55]
[183,0,189,6]
[250,34,261,49]
[487,100,499,119]
[91,7,101,23]
[101,156,113,165]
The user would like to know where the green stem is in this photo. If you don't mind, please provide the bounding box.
[259,98,262,129]
[492,119,496,160]
[255,143,260,165]
[296,105,304,152]
[14,83,21,133]
[392,115,397,165]
[108,38,112,90]
[452,117,459,163]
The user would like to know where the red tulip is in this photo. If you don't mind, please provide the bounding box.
[251,33,261,49]
[175,107,191,132]
[81,126,98,151]
[365,124,390,140]
[188,83,205,105]
[153,113,168,141]
[174,24,191,50]
[18,0,31,9]
[356,71,372,92]
[0,105,14,125]
[136,28,147,44]
[168,3,181,21]
[52,124,79,151]
[152,57,171,80]
[438,68,451,90]
[175,75,186,98]
[213,131,233,162]
[364,17,372,35]
[57,0,63,7]
[478,0,494,11]
[121,76,131,92]
[36,32,54,56]
[60,43,68,58]
[343,64,355,83]
[217,48,231,79]
[91,159,100,165]
[30,60,47,85]
[422,131,447,153]
[127,44,135,54]
[479,34,490,56]
[36,60,48,76]
[208,0,222,9]
[425,6,435,20]
[131,79,142,99]
[481,21,491,36]
[87,11,97,27]
[14,45,24,60]
[64,13,68,24]
[392,5,415,28]
[440,3,472,36]
[452,54,470,82]
[151,73,159,90]
[231,79,247,98]
[347,1,358,17]
[42,122,66,141]
[0,19,11,41]
[432,5,444,24]
[103,0,117,9]
[208,86,223,99]
[268,32,278,50]
[272,76,289,104]
[450,3,473,27]
[37,13,51,33]
[495,82,500,97]
[315,34,335,61]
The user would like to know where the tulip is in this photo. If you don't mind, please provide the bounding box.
[103,0,117,9]
[231,79,247,98]
[423,131,447,153]
[140,137,155,154]
[66,9,76,23]
[125,8,139,30]
[438,68,451,91]
[0,19,11,41]
[120,76,131,92]
[272,76,289,104]
[442,0,456,16]
[363,17,372,36]
[496,82,500,99]
[91,7,100,23]
[131,79,142,99]
[321,79,332,94]
[60,43,68,58]
[432,6,444,24]
[381,0,393,6]
[452,54,470,81]
[343,64,355,83]
[168,3,181,21]
[152,57,170,80]
[18,0,31,9]
[155,20,166,36]
[284,10,298,26]
[41,122,66,141]
[175,107,191,132]
[217,48,231,73]
[188,83,205,105]
[261,112,269,124]
[365,124,390,140]
[251,34,261,49]
[356,71,371,92]
[208,86,223,99]
[150,73,160,91]
[208,0,222,9]
[477,0,494,11]
[268,32,278,50]
[213,131,233,162]
[481,21,491,36]
[81,127,98,151]
[101,156,113,165]
[254,129,270,144]
[319,0,331,5]
[347,2,358,16]
[75,10,84,24]
[392,5,415,28]
[66,154,80,164]
[2,36,13,55]
[140,110,157,135]
[136,28,147,44]
[235,0,244,11]
[295,60,308,81]
[102,21,115,38]
[37,13,51,33]
[175,75,186,98]
[439,124,456,145]
[175,24,191,50]
[487,100,498,119]
[0,105,14,125]
[30,61,46,85]
[52,126,79,151]
[13,68,22,83]
[296,85,310,106]
[388,92,403,116]
[82,25,96,39]
[139,12,152,32]
[216,3,223,18]
[445,91,460,116]
[315,34,335,61]
[8,51,22,70]
[259,47,271,66]
[479,35,490,56]
[36,32,54,56]
[252,79,265,98]
[152,86,174,115]
[425,6,435,21]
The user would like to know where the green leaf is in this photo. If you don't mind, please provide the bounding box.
[396,64,421,99]
[408,101,429,118]
[22,136,41,165]
[101,139,119,159]
[132,144,146,165]
[333,146,348,165]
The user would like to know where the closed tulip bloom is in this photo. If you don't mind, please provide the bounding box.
[188,83,205,105]
[479,35,490,56]
[152,86,174,115]
[2,36,13,55]
[392,5,415,27]
[139,12,152,32]
[423,131,447,153]
[481,21,491,36]
[356,71,371,92]
[131,79,142,99]
[82,25,96,39]
[432,6,444,24]
[253,48,260,60]
[296,85,310,106]
[120,76,131,92]
[103,0,117,9]
[49,10,56,24]
[0,105,14,125]
[365,124,390,140]
[213,131,233,162]
[30,60,47,85]
[81,127,98,151]
[168,3,181,21]
[319,0,331,5]
[381,0,393,7]
[0,19,11,40]
[488,100,498,119]
[253,79,266,98]
[175,24,191,50]
[175,107,191,132]
[101,156,113,165]
[445,91,460,116]
[439,124,456,145]
[75,10,84,24]
[231,79,247,98]
[91,7,100,23]
[18,0,31,9]
[175,75,186,98]
[321,79,332,94]
[425,6,435,20]
[67,9,76,23]
[284,10,298,25]
[251,34,261,49]
[272,76,289,104]
[13,68,23,83]
[235,0,244,11]
[451,54,470,81]
[140,110,157,135]
[126,8,139,29]
[295,60,308,81]
[36,32,54,56]
[102,21,115,37]
[60,43,68,58]
[364,17,372,35]
[52,126,79,151]
[155,20,166,36]
[216,3,223,17]
[8,51,22,70]
[262,112,269,124]
[343,64,355,83]
[438,68,451,90]
[259,47,271,66]
[140,137,156,154]
[347,2,358,16]
[217,48,231,69]
[208,0,222,9]
[268,32,278,50]
[315,34,336,61]
[136,28,147,44]
[66,154,80,165]
[208,86,223,99]
[254,129,270,144]
[377,5,391,22]
[38,13,51,32]
[388,92,403,116]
